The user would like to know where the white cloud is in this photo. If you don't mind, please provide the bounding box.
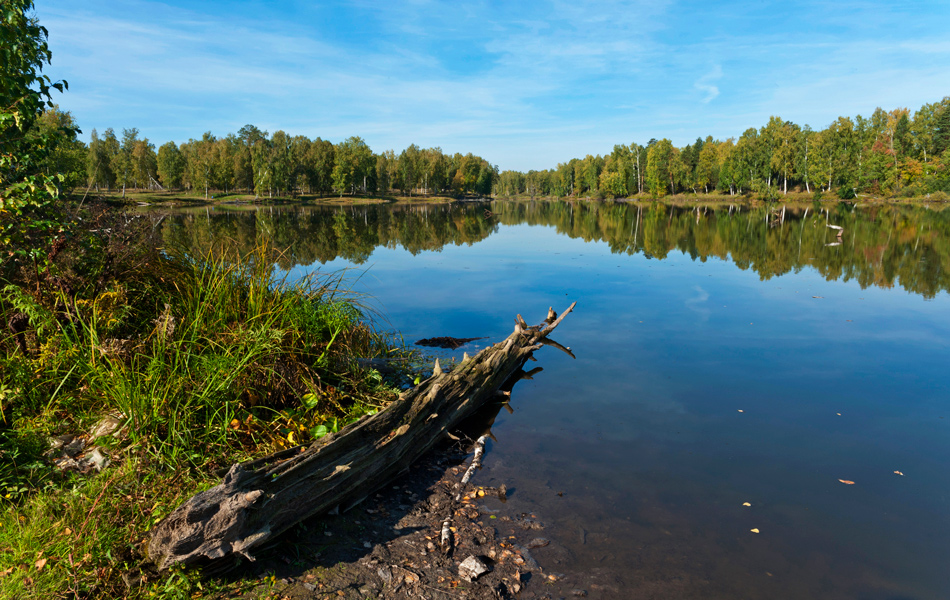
[694,64,722,104]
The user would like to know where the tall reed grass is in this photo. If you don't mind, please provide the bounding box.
[0,235,409,597]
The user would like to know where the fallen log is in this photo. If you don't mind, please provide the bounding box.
[146,302,577,570]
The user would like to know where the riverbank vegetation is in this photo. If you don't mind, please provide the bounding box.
[0,203,416,597]
[1,3,413,597]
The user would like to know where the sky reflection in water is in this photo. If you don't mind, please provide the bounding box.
[171,202,950,598]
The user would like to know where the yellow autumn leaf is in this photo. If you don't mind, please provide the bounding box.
[838,479,855,485]
[742,502,752,507]
[894,471,904,476]
[750,528,760,534]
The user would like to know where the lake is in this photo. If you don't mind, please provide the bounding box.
[162,200,950,599]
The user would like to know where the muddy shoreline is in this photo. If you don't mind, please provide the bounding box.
[228,435,613,600]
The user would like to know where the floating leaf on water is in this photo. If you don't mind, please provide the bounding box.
[894,471,904,476]
[750,528,760,534]
[838,479,855,485]
[742,502,752,507]
[737,409,744,413]
[812,296,824,299]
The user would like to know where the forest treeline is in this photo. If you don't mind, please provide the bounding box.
[159,200,950,298]
[40,113,496,199]
[32,96,950,202]
[497,98,950,200]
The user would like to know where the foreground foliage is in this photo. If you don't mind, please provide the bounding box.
[0,209,410,597]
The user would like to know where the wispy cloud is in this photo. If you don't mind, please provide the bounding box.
[694,65,722,104]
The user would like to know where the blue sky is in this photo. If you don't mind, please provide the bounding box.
[36,0,950,171]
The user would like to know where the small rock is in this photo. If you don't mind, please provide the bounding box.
[63,438,85,458]
[48,435,71,451]
[324,530,333,537]
[54,457,80,472]
[84,447,110,472]
[377,567,392,584]
[363,541,372,548]
[571,589,588,597]
[458,555,489,582]
[526,537,550,549]
[89,415,123,441]
[303,582,316,592]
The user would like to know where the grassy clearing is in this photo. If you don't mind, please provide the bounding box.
[498,189,950,204]
[0,205,413,598]
[82,189,465,207]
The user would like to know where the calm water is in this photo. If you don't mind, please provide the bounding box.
[163,200,950,598]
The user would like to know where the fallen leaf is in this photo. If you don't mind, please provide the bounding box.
[0,567,14,578]
[750,528,760,534]
[894,471,904,476]
[836,413,841,416]
[742,502,752,507]
[812,296,824,299]
[35,558,47,570]
[64,528,72,535]
[737,409,744,413]
[838,479,855,485]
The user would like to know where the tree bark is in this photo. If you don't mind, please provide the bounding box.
[146,303,577,570]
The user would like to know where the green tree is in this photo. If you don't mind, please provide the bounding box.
[645,139,674,197]
[771,120,799,195]
[599,169,627,199]
[132,137,157,190]
[934,100,950,157]
[157,141,184,189]
[1,0,75,267]
[29,105,85,193]
[696,140,719,193]
[86,128,114,191]
[397,144,421,195]
[332,136,373,196]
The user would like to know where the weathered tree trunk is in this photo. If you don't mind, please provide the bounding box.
[146,303,577,570]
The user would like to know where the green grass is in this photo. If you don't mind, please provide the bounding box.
[0,215,413,598]
[81,188,465,207]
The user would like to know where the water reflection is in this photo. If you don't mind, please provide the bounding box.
[160,200,950,298]
[159,200,950,598]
